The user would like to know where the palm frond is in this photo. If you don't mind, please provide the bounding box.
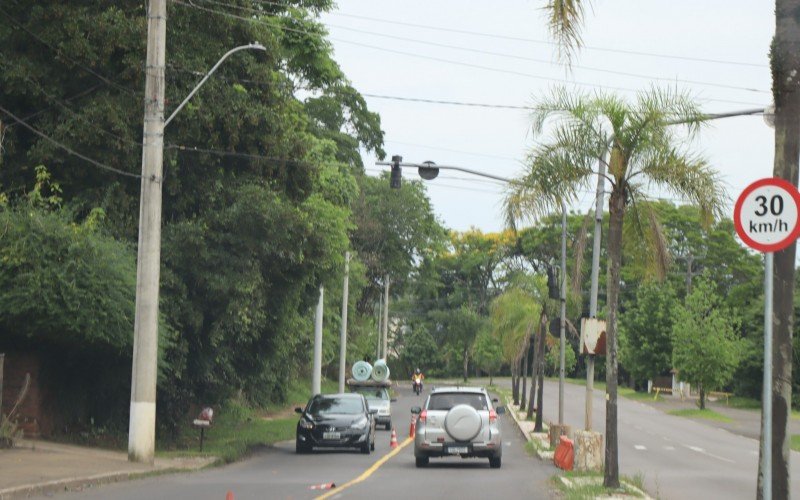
[571,209,592,295]
[543,0,589,65]
[623,195,671,280]
[636,148,728,226]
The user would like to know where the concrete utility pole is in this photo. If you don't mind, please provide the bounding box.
[586,158,606,431]
[559,200,567,425]
[376,295,383,360]
[338,252,350,393]
[382,275,390,360]
[128,0,166,465]
[312,285,324,395]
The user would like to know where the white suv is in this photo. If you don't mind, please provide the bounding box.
[411,386,505,468]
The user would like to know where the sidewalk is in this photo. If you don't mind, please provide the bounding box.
[0,439,215,499]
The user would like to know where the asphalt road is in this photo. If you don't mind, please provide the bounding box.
[526,378,800,500]
[37,384,557,500]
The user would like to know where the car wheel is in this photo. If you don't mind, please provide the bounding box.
[371,438,375,451]
[386,421,392,431]
[361,438,371,454]
[415,455,429,468]
[296,439,310,454]
[489,456,501,468]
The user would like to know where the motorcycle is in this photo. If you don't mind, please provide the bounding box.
[412,378,423,395]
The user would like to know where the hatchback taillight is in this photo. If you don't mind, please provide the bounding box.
[489,409,497,423]
[418,410,427,423]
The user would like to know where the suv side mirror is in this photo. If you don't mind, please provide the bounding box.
[369,408,378,415]
[391,398,398,402]
[411,406,422,414]
[492,398,499,403]
[294,407,303,414]
[495,406,506,415]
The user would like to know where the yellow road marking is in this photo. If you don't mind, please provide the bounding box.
[315,437,413,500]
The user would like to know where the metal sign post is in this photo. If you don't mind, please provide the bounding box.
[734,177,800,500]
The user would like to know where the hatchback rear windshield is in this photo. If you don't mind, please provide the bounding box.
[427,392,489,411]
[309,397,364,415]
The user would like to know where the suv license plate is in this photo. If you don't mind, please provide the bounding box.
[323,432,340,440]
[447,446,468,454]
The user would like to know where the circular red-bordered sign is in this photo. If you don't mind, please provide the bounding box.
[734,177,800,253]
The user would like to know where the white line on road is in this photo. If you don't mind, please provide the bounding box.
[634,445,647,450]
[683,444,735,464]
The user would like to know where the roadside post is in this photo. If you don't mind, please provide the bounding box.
[734,177,800,500]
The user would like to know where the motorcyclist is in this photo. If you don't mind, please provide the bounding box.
[412,368,425,394]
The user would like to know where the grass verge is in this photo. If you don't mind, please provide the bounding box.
[667,408,733,423]
[791,435,800,452]
[554,470,648,499]
[158,378,339,463]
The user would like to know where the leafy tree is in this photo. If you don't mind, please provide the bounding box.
[619,281,677,386]
[472,329,503,385]
[505,87,725,487]
[672,277,742,409]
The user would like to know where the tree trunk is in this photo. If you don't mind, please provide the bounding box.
[699,385,706,410]
[462,347,469,382]
[512,365,519,405]
[603,185,625,489]
[534,318,546,432]
[521,339,529,409]
[757,5,800,498]
[527,328,539,420]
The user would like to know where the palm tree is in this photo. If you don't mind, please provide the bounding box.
[490,288,541,403]
[504,86,725,488]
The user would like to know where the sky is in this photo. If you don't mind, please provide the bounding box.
[321,1,775,233]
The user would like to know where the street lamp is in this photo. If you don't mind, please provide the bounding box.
[129,40,266,464]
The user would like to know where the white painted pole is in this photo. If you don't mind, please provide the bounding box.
[338,253,350,393]
[761,252,773,500]
[382,275,390,360]
[586,157,606,431]
[128,0,166,465]
[312,285,324,395]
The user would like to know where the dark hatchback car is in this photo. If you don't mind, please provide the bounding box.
[295,393,377,454]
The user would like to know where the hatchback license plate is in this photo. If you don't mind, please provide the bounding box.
[447,446,468,454]
[323,432,341,440]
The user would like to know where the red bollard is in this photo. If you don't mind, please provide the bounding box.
[409,416,417,438]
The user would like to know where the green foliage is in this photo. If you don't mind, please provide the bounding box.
[619,281,677,384]
[473,329,504,380]
[396,325,441,377]
[545,341,577,376]
[672,276,743,409]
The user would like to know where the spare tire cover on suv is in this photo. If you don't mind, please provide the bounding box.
[444,404,482,441]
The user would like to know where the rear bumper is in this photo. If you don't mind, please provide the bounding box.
[414,440,501,458]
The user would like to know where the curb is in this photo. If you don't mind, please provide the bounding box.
[0,458,218,500]
[502,396,553,461]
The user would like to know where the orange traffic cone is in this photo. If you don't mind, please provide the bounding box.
[390,428,399,448]
[409,416,416,438]
[225,491,234,500]
[309,482,336,490]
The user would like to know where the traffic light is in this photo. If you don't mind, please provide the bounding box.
[390,155,402,189]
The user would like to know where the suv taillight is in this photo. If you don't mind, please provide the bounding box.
[489,409,497,423]
[418,409,427,423]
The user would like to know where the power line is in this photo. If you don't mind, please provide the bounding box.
[171,1,765,107]
[0,58,142,150]
[0,104,141,179]
[212,0,767,93]
[322,7,767,69]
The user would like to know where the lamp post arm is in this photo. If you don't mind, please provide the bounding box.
[376,160,515,184]
[164,43,266,127]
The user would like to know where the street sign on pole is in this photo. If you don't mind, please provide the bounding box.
[734,177,800,500]
[734,177,800,253]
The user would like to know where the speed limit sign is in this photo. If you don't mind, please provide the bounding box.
[734,178,800,253]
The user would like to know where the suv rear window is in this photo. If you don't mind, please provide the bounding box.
[427,392,489,411]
